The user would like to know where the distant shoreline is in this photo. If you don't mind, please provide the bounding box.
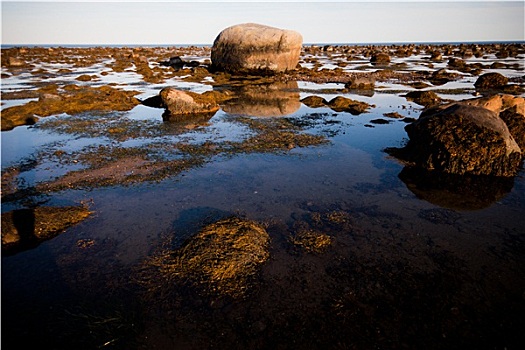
[2,41,525,49]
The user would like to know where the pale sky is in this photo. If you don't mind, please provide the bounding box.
[1,1,524,45]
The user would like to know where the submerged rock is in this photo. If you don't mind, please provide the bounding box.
[142,217,270,298]
[211,23,302,74]
[392,103,522,177]
[2,205,92,255]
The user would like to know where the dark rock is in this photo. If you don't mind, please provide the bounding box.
[500,108,525,150]
[474,72,508,90]
[370,52,390,65]
[211,23,302,74]
[344,75,375,90]
[405,90,441,107]
[393,103,522,177]
[430,68,460,85]
[369,118,390,124]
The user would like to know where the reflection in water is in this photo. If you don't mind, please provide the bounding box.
[398,166,514,210]
[222,81,301,117]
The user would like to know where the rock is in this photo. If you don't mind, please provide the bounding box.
[396,103,522,176]
[141,217,270,298]
[500,108,525,150]
[327,96,371,115]
[211,23,303,74]
[460,94,524,115]
[8,57,25,67]
[344,75,375,90]
[405,90,441,107]
[159,87,219,118]
[430,51,443,61]
[2,206,92,255]
[474,72,508,90]
[1,85,140,131]
[430,68,460,85]
[370,52,390,64]
[301,95,327,108]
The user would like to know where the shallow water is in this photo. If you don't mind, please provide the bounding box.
[2,45,525,349]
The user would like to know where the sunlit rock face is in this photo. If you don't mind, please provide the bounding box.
[211,23,303,74]
[222,81,301,117]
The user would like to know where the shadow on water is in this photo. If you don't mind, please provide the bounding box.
[169,206,235,248]
[398,166,515,210]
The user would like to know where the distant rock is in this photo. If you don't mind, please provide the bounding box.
[211,23,302,74]
[7,57,25,67]
[370,52,390,65]
[344,75,375,90]
[474,72,509,90]
[405,90,441,107]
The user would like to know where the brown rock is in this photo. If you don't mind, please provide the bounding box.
[327,96,371,115]
[400,103,522,176]
[211,23,302,74]
[159,88,220,118]
[474,72,509,90]
[301,95,327,108]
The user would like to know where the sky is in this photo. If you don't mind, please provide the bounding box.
[1,1,524,45]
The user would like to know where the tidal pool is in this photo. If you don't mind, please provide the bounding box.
[2,44,524,349]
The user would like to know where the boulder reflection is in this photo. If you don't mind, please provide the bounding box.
[222,81,300,117]
[398,167,515,211]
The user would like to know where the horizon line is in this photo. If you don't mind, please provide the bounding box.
[2,40,525,48]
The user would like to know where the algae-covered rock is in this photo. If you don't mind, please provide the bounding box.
[394,103,522,177]
[143,217,270,298]
[2,205,92,254]
[1,85,140,131]
[326,96,371,115]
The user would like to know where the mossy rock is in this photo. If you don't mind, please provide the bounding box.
[142,217,270,298]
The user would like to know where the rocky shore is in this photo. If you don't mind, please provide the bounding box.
[2,37,525,349]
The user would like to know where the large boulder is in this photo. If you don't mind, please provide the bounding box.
[211,23,302,74]
[397,103,522,177]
